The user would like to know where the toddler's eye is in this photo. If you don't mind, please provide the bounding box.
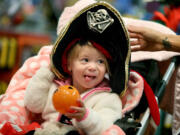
[82,58,89,62]
[98,59,104,64]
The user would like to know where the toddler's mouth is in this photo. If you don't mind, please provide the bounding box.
[84,75,96,81]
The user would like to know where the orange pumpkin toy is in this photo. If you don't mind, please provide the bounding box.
[52,85,80,114]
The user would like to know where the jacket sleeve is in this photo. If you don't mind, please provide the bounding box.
[24,67,55,113]
[73,93,122,135]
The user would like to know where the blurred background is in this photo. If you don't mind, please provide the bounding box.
[0,0,179,134]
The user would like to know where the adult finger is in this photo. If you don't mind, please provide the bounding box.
[129,32,140,38]
[131,46,141,51]
[127,25,144,34]
[130,40,140,46]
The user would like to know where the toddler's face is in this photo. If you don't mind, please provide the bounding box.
[68,45,106,93]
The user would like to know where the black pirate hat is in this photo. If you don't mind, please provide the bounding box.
[51,1,131,95]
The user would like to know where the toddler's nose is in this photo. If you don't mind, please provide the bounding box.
[88,63,97,71]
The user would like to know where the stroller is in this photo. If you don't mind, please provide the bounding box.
[135,56,180,135]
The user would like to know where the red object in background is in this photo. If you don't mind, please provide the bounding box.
[12,12,24,25]
[152,6,180,32]
[0,122,40,135]
[52,85,80,114]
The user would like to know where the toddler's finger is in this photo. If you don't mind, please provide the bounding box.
[77,99,84,107]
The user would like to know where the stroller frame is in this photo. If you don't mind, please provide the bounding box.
[137,56,180,135]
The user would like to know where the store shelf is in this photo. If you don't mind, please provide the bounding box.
[0,30,51,92]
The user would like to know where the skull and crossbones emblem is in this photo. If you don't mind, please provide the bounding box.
[87,9,114,33]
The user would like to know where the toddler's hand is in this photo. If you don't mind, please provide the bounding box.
[65,99,86,121]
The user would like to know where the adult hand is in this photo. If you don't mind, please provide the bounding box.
[127,25,165,51]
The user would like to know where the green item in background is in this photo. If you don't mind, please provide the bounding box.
[0,37,8,69]
[0,81,7,95]
[0,37,17,70]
